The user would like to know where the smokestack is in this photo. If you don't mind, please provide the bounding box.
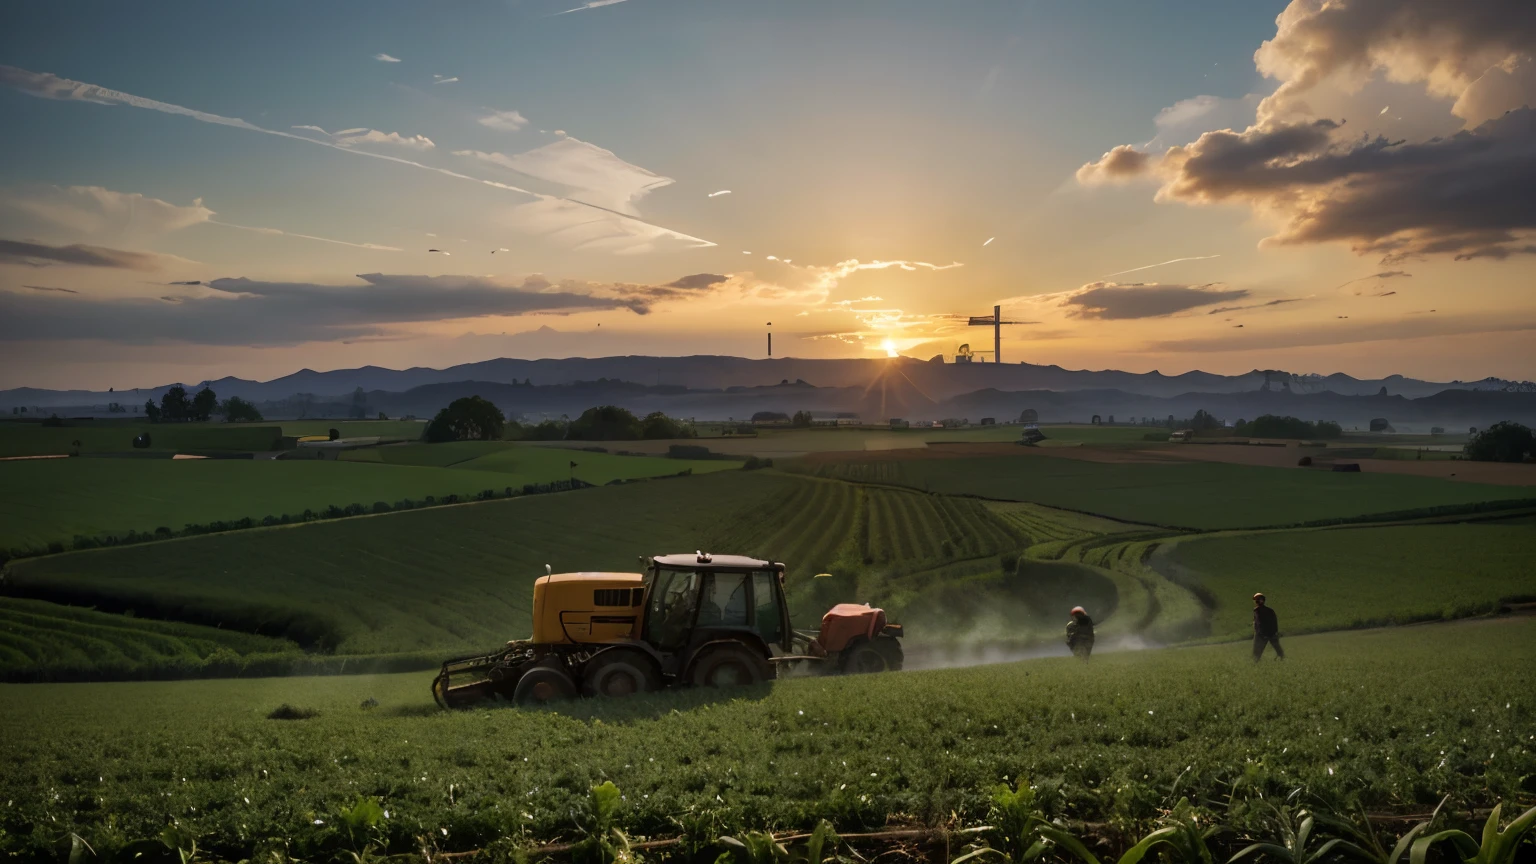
[767,332,772,357]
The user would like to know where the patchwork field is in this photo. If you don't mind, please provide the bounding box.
[0,447,734,554]
[1,619,1530,862]
[0,421,283,457]
[341,440,741,481]
[791,453,1534,529]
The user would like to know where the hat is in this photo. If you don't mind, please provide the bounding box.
[1070,606,1086,616]
[1253,593,1266,602]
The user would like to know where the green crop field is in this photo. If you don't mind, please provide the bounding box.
[1168,523,1536,639]
[279,420,428,440]
[341,441,742,481]
[0,448,740,554]
[0,421,283,457]
[794,455,1532,530]
[2,472,799,665]
[1,619,1530,863]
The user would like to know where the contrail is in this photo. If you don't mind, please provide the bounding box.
[0,64,714,249]
[1103,254,1220,278]
[983,237,994,246]
[208,221,402,251]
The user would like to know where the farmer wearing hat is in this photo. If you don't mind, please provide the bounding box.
[1065,606,1095,661]
[1252,593,1284,661]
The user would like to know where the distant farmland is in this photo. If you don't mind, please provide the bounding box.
[0,447,737,553]
[792,453,1533,529]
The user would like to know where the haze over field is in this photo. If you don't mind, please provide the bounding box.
[3,0,1535,390]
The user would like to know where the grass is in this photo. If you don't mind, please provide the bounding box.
[793,455,1531,530]
[0,420,282,457]
[0,448,739,553]
[1169,523,1536,639]
[0,618,1530,861]
[342,441,743,481]
[278,420,427,439]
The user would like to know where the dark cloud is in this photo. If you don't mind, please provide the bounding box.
[664,273,728,290]
[0,238,172,270]
[1060,282,1249,320]
[0,271,720,345]
[24,285,78,294]
[1147,313,1536,353]
[1205,298,1303,315]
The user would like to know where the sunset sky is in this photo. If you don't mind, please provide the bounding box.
[2,0,1534,390]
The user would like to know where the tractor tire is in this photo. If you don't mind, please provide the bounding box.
[689,643,770,688]
[582,650,660,698]
[873,635,904,672]
[841,640,888,675]
[513,666,577,707]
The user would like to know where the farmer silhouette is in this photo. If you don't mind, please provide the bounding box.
[1252,593,1284,661]
[1065,606,1095,661]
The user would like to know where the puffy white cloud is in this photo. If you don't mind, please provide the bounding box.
[1075,145,1152,185]
[477,109,529,132]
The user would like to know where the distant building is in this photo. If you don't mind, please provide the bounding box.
[980,417,996,425]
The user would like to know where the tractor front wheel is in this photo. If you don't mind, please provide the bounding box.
[513,666,577,707]
[873,635,904,671]
[582,650,660,698]
[689,643,769,688]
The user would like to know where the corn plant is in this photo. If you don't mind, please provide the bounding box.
[952,782,1099,864]
[572,781,642,864]
[717,831,791,864]
[1228,801,1342,864]
[1410,804,1536,864]
[1309,797,1444,864]
[1114,798,1223,864]
[793,820,844,864]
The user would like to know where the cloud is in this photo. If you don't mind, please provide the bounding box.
[1056,281,1249,320]
[708,190,732,197]
[553,0,629,15]
[1204,297,1304,315]
[1333,270,1412,292]
[456,137,672,214]
[1254,0,1536,126]
[24,285,78,293]
[1074,2,1536,263]
[1145,312,1536,353]
[1075,145,1153,185]
[206,221,401,251]
[0,185,213,237]
[292,125,435,151]
[478,109,529,132]
[0,64,712,252]
[0,238,178,270]
[502,197,711,255]
[0,270,731,345]
[762,259,965,306]
[433,75,459,85]
[374,53,402,63]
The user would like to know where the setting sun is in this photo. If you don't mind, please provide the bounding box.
[881,338,898,358]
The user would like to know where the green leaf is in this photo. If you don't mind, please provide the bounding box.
[1230,842,1293,864]
[1411,830,1479,864]
[1115,827,1179,864]
[1036,825,1101,864]
[950,847,1008,864]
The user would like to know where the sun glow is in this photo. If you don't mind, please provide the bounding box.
[881,338,898,358]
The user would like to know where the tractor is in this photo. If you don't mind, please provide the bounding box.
[432,552,904,708]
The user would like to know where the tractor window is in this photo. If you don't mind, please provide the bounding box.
[697,572,749,628]
[645,569,700,650]
[752,570,782,643]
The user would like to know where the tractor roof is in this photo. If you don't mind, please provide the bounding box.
[542,572,644,584]
[651,553,776,570]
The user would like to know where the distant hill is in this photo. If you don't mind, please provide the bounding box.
[6,355,1531,414]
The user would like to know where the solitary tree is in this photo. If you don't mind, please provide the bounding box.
[160,385,191,422]
[191,386,218,421]
[425,396,506,442]
[791,410,814,428]
[220,396,264,422]
[1464,421,1534,463]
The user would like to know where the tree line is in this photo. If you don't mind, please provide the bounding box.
[144,385,263,423]
[424,398,697,443]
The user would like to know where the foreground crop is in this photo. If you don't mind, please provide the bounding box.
[1,618,1532,861]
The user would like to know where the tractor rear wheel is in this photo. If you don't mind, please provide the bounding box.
[873,635,904,671]
[582,650,660,698]
[513,666,577,707]
[689,643,769,688]
[841,640,888,674]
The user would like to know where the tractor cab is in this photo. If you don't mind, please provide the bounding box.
[642,553,792,661]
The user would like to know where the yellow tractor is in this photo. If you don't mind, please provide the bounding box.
[432,552,904,708]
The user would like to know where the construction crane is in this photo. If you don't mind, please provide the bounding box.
[967,304,1027,364]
